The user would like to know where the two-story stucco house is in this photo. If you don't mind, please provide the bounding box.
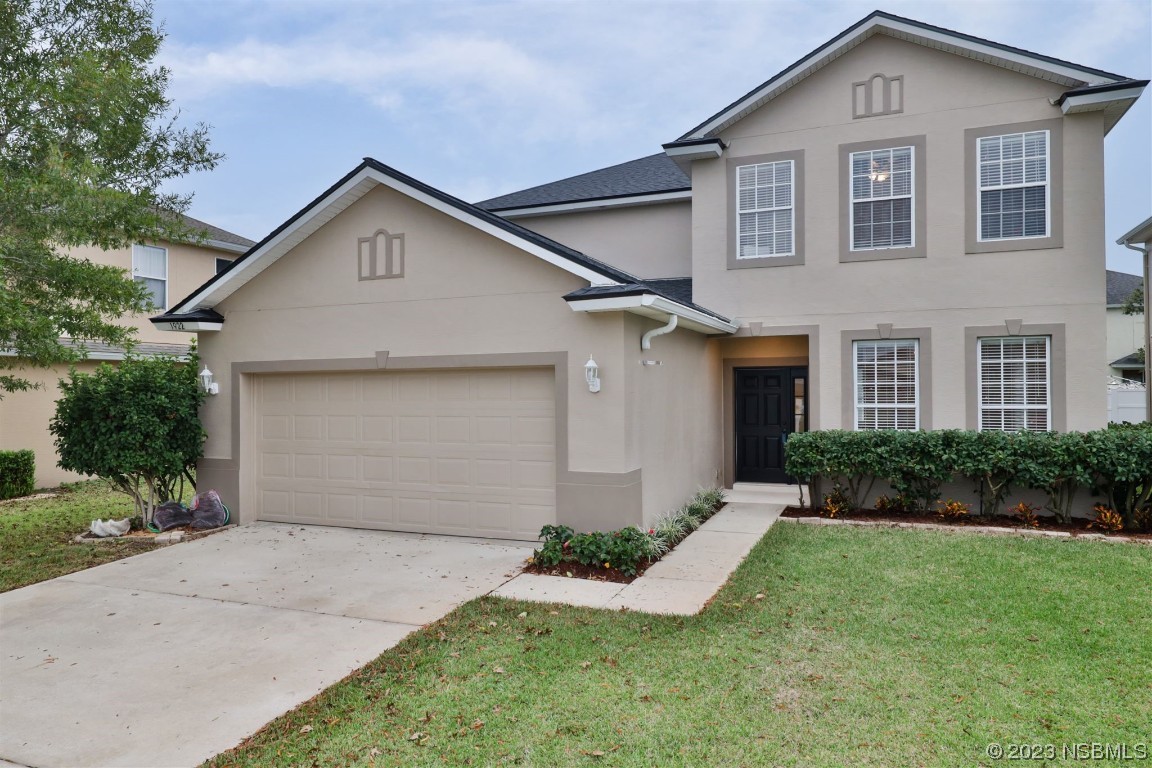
[153,12,1147,539]
[0,215,255,487]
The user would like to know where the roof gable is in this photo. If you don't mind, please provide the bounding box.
[676,10,1132,141]
[162,159,633,317]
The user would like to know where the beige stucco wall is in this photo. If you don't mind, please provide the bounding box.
[689,33,1109,430]
[0,362,101,488]
[196,183,716,530]
[516,202,692,278]
[67,240,232,345]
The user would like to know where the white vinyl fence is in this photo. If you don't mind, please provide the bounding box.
[1107,379,1148,424]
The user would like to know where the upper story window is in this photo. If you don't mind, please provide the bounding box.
[977,130,1049,241]
[854,339,919,430]
[736,160,794,259]
[978,336,1050,431]
[850,146,913,251]
[215,257,233,274]
[132,244,167,310]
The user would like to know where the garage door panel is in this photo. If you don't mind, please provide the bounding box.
[254,369,555,539]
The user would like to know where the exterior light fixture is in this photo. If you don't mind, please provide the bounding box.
[199,366,220,395]
[584,356,601,393]
[868,160,890,183]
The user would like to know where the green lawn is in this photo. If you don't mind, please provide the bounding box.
[207,524,1152,767]
[0,481,157,592]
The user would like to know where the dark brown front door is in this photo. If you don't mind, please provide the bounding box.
[734,367,807,483]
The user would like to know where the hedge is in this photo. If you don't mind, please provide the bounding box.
[784,423,1152,525]
[0,450,35,500]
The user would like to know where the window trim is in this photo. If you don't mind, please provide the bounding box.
[848,145,916,253]
[975,130,1050,243]
[735,159,796,260]
[132,243,168,311]
[965,119,1063,254]
[838,135,926,263]
[975,335,1051,432]
[840,327,932,430]
[964,323,1066,431]
[852,338,921,430]
[726,150,805,269]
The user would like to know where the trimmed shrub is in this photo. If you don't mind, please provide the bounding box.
[0,450,35,500]
[785,424,1152,525]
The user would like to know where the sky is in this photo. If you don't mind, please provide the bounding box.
[154,0,1151,274]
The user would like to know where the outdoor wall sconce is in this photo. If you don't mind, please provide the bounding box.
[585,356,601,393]
[199,366,220,395]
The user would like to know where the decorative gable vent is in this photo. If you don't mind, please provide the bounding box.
[852,73,904,119]
[358,229,405,280]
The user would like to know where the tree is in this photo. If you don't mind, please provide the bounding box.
[50,352,205,522]
[0,0,221,394]
[1121,285,1146,363]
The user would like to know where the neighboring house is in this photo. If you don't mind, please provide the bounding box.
[0,215,255,488]
[1106,269,1146,382]
[153,11,1147,539]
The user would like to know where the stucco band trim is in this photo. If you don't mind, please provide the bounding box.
[726,150,806,269]
[964,323,1067,431]
[964,118,1064,254]
[840,328,933,430]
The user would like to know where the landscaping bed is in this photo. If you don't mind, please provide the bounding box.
[781,505,1152,541]
[524,488,725,583]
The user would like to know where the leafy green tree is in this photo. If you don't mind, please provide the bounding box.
[1121,285,1146,364]
[0,0,221,394]
[50,353,205,522]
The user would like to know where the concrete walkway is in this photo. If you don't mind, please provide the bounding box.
[0,523,532,768]
[492,484,794,614]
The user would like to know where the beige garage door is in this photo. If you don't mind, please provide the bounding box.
[253,368,556,540]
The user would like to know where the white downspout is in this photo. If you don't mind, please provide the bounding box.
[1120,239,1151,420]
[641,314,678,351]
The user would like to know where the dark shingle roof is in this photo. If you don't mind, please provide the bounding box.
[177,213,256,250]
[1107,270,1143,306]
[476,154,689,212]
[563,277,730,323]
[1111,352,1145,368]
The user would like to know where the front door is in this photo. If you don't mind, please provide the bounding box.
[734,366,807,483]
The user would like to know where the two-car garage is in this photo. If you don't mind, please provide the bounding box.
[252,368,556,541]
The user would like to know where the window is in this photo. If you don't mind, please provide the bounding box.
[978,336,1050,431]
[357,229,405,280]
[854,339,919,430]
[850,146,913,251]
[977,130,1049,241]
[736,160,794,258]
[132,244,167,309]
[215,257,233,274]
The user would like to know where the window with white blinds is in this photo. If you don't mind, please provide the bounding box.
[850,146,913,250]
[737,160,794,258]
[132,244,168,310]
[854,339,919,430]
[978,130,1049,241]
[978,336,1051,431]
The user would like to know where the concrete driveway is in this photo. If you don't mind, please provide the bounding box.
[0,523,533,768]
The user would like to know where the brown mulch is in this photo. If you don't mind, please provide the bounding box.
[523,558,654,584]
[781,506,1152,540]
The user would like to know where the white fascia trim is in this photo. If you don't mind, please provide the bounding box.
[567,293,737,334]
[1117,215,1152,246]
[152,321,223,332]
[173,167,622,314]
[494,190,692,219]
[684,18,1117,139]
[204,239,250,255]
[663,143,725,161]
[1060,86,1145,114]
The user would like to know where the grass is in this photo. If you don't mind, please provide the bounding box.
[0,481,157,592]
[207,523,1152,767]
